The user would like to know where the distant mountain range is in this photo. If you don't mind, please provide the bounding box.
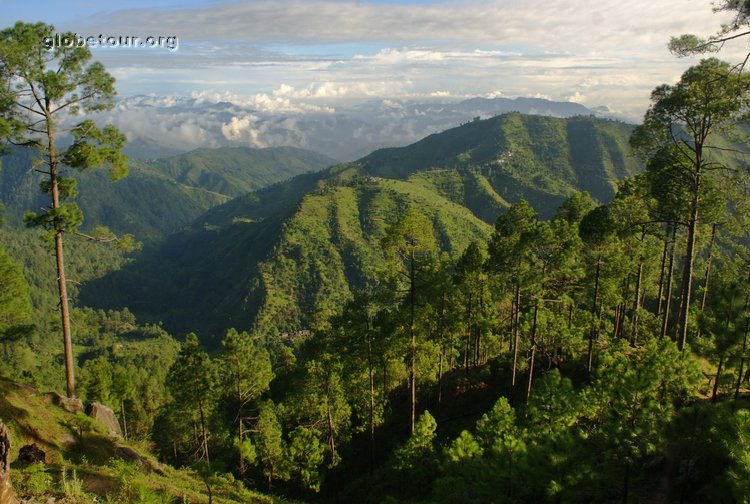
[0,146,337,242]
[112,95,622,162]
[76,112,642,342]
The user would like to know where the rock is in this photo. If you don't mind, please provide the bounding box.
[56,433,77,448]
[113,445,165,475]
[86,402,122,438]
[42,392,83,414]
[0,422,18,504]
[15,383,38,396]
[17,444,45,464]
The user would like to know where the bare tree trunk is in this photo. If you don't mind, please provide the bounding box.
[734,271,750,400]
[712,355,723,404]
[199,402,210,466]
[587,254,601,376]
[236,374,244,478]
[510,283,517,353]
[326,387,340,504]
[475,279,484,366]
[437,346,443,418]
[661,225,677,338]
[735,321,749,400]
[617,302,627,340]
[382,358,388,396]
[46,114,75,399]
[613,304,621,340]
[203,478,213,504]
[510,282,521,405]
[474,325,481,368]
[699,223,717,312]
[121,399,128,441]
[464,294,472,375]
[693,221,717,348]
[526,301,540,403]
[677,167,702,351]
[630,228,646,346]
[238,417,245,479]
[613,302,627,340]
[656,233,669,317]
[0,422,17,504]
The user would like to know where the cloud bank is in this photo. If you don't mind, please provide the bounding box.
[101,93,605,161]
[34,0,744,139]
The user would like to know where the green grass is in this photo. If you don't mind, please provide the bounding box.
[0,377,281,503]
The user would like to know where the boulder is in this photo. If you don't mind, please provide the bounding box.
[113,445,165,475]
[42,392,83,413]
[17,444,45,464]
[86,402,122,438]
[56,433,78,448]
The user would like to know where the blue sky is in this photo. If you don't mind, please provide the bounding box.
[0,0,740,120]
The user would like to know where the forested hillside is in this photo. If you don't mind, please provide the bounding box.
[0,145,336,241]
[79,113,640,340]
[360,113,639,217]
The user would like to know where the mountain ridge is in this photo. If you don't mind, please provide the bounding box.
[0,145,337,242]
[78,112,643,341]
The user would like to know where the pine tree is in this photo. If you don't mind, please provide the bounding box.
[166,334,214,465]
[487,200,538,403]
[216,328,273,478]
[382,208,437,433]
[631,58,750,351]
[0,22,135,398]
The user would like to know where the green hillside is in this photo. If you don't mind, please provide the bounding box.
[81,174,493,341]
[0,146,337,242]
[360,113,640,218]
[150,146,337,198]
[79,113,641,341]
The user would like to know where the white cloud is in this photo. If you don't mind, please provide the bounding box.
[190,88,335,114]
[221,115,255,139]
[44,0,745,123]
[529,93,552,100]
[566,91,586,103]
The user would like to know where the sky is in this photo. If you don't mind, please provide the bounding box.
[0,0,746,121]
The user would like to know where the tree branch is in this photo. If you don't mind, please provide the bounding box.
[73,231,117,243]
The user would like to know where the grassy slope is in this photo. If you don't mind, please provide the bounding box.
[0,378,275,503]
